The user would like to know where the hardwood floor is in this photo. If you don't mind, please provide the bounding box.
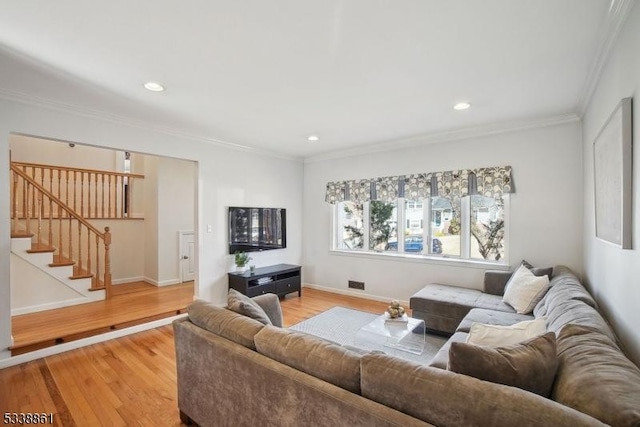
[11,281,195,356]
[0,288,388,426]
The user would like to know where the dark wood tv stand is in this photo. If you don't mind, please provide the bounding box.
[228,264,301,298]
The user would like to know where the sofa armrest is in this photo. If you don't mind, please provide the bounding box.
[252,293,283,327]
[483,270,512,296]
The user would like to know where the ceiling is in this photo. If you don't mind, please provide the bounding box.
[0,1,614,159]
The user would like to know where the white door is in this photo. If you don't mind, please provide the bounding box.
[179,231,195,283]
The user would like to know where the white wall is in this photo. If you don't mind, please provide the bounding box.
[303,121,583,301]
[10,134,118,170]
[0,98,303,362]
[10,253,85,314]
[143,156,159,283]
[156,157,196,285]
[581,2,640,366]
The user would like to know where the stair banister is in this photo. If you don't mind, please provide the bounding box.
[10,164,112,296]
[11,161,144,219]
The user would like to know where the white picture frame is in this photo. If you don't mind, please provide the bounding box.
[593,97,633,249]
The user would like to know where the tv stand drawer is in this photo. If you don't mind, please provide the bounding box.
[275,277,301,296]
[246,283,276,298]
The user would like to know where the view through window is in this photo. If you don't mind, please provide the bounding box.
[334,195,507,263]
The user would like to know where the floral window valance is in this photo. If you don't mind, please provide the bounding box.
[325,166,513,204]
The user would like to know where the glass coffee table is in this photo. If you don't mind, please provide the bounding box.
[354,315,425,355]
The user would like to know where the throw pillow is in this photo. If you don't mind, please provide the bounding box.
[521,259,553,279]
[227,288,272,325]
[449,332,558,397]
[503,264,550,314]
[466,317,547,347]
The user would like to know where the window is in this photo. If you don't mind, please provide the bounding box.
[369,201,398,252]
[336,201,364,250]
[333,195,508,264]
[470,196,505,261]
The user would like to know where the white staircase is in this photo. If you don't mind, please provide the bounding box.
[10,236,105,315]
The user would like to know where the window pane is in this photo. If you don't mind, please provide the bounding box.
[431,197,460,256]
[369,201,397,252]
[337,202,364,249]
[470,196,505,261]
[404,199,424,253]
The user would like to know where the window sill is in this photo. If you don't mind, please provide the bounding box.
[328,249,510,271]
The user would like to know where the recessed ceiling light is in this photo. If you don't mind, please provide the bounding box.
[307,135,319,142]
[453,102,471,110]
[144,82,165,92]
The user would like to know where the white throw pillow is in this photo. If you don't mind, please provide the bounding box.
[466,317,548,347]
[503,264,550,314]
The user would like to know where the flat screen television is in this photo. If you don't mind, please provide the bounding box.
[228,207,286,254]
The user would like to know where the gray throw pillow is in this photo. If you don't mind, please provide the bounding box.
[227,288,272,325]
[448,332,558,397]
[521,259,553,280]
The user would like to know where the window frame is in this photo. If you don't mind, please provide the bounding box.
[330,195,510,268]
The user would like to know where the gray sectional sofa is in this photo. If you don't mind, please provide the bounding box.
[410,265,640,426]
[174,266,640,427]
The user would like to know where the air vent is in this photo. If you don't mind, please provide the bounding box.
[348,280,365,290]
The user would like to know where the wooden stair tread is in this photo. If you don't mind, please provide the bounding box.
[70,273,94,280]
[11,232,34,238]
[49,255,75,267]
[70,266,94,280]
[27,243,56,253]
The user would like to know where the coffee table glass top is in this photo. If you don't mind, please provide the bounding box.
[354,315,425,355]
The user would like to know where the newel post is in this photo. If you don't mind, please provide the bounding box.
[104,226,112,298]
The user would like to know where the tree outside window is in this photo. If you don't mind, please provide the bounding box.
[369,201,397,251]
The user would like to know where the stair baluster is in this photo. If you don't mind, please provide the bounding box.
[10,164,112,296]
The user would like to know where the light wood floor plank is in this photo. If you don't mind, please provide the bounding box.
[1,288,391,425]
[11,281,194,354]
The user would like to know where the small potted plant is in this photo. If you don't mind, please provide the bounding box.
[234,251,252,273]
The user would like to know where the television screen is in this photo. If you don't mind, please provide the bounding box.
[229,207,286,253]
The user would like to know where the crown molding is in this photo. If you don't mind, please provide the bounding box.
[576,0,635,116]
[303,113,580,163]
[0,88,303,163]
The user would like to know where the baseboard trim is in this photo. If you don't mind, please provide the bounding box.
[10,297,90,316]
[143,277,181,287]
[302,283,410,308]
[0,314,187,369]
[111,276,146,285]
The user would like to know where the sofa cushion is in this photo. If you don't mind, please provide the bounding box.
[361,352,606,427]
[429,332,468,369]
[410,284,482,314]
[474,293,517,313]
[544,298,617,342]
[410,284,484,333]
[457,308,533,333]
[466,317,547,347]
[227,288,272,325]
[534,266,597,318]
[254,326,362,394]
[448,332,558,397]
[502,265,550,314]
[553,324,640,427]
[187,299,264,350]
[483,270,513,296]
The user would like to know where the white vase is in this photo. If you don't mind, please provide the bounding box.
[236,265,246,273]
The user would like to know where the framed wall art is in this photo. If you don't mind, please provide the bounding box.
[593,97,633,249]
